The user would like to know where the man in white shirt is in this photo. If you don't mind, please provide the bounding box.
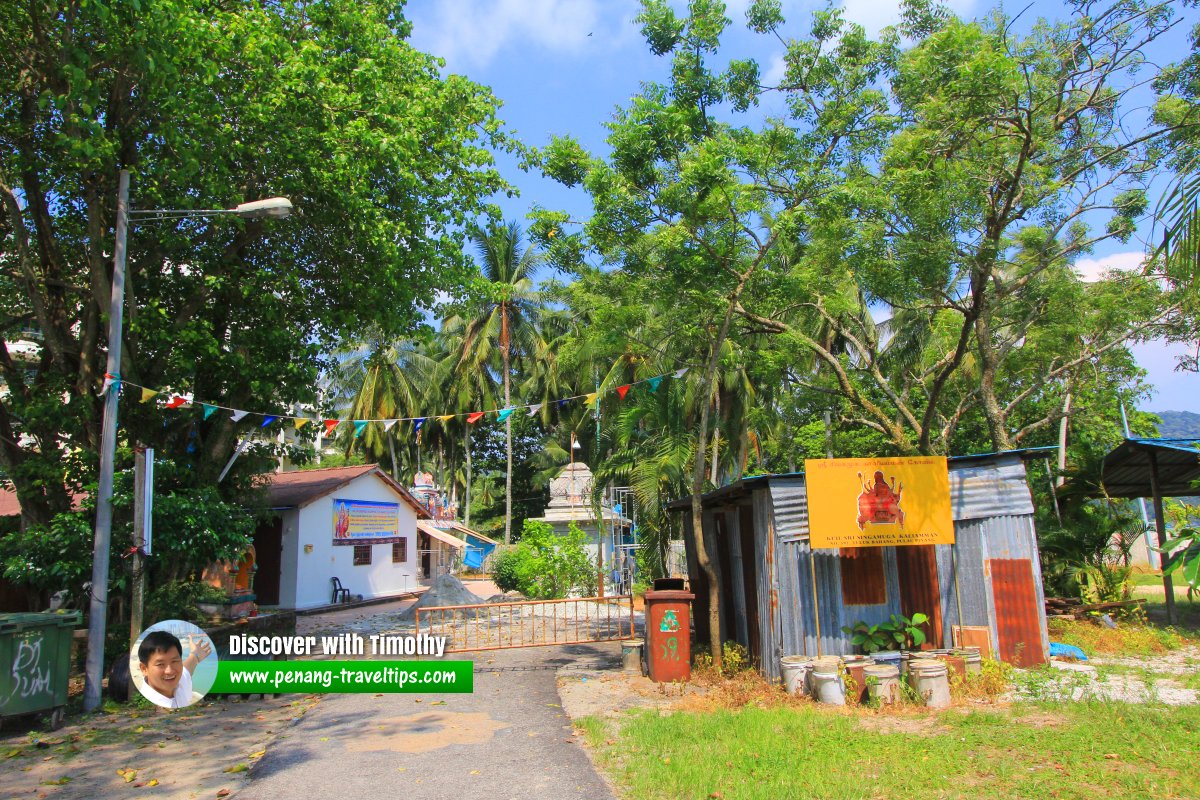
[136,630,212,709]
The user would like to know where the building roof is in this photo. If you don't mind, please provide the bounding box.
[416,520,467,549]
[1096,438,1200,499]
[449,524,498,545]
[667,449,1052,511]
[261,465,430,516]
[0,488,87,517]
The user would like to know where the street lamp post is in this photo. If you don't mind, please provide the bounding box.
[83,169,291,712]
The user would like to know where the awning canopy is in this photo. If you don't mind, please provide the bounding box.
[416,521,467,549]
[1097,438,1200,499]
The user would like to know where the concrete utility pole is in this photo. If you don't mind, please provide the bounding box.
[84,171,291,711]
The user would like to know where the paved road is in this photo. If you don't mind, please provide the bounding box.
[240,643,620,800]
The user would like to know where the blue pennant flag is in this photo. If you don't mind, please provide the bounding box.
[260,415,278,428]
[413,417,426,432]
[647,376,663,392]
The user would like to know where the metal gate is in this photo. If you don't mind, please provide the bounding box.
[414,595,635,653]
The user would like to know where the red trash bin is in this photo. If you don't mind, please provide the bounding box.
[644,589,694,682]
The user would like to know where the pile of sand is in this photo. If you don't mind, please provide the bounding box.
[398,573,484,621]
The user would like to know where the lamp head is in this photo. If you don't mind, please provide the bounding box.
[234,197,293,220]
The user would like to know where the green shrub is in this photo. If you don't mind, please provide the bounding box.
[489,520,595,599]
[145,580,229,624]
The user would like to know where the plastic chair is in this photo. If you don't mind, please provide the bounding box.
[331,577,350,604]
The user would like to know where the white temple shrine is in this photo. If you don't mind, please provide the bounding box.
[526,462,633,590]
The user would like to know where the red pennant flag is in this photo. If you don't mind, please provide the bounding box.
[467,411,485,424]
[324,419,340,436]
[616,384,631,400]
[165,395,188,409]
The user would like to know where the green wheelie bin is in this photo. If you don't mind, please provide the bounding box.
[0,612,82,730]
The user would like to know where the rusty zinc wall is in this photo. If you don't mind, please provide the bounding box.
[755,455,1047,682]
[759,477,905,682]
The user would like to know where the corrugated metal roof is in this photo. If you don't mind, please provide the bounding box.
[417,521,467,549]
[1096,438,1200,499]
[949,457,1035,521]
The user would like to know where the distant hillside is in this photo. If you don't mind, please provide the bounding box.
[1156,410,1200,439]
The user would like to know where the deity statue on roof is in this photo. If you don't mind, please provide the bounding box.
[413,469,434,488]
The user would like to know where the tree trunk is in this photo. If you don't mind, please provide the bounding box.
[464,424,472,528]
[502,303,513,544]
[709,390,720,485]
[388,434,399,482]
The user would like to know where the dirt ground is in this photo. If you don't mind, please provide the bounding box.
[1,695,320,800]
[556,666,699,722]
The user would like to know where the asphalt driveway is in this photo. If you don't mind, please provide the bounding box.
[239,642,620,800]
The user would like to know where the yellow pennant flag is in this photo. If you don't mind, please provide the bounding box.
[584,392,598,406]
[294,418,311,430]
[140,388,159,403]
[437,414,454,423]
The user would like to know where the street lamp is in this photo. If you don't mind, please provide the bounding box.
[84,169,292,712]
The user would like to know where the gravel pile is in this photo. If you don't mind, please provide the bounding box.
[398,574,485,621]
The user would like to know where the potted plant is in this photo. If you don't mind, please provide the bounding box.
[843,613,930,653]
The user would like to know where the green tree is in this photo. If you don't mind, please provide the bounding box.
[718,1,1177,456]
[445,222,545,543]
[538,0,894,666]
[329,330,436,479]
[0,0,510,534]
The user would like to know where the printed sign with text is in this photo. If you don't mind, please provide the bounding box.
[804,457,954,549]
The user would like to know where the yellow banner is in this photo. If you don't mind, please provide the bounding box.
[804,457,954,549]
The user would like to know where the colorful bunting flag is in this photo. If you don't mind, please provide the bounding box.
[112,366,689,433]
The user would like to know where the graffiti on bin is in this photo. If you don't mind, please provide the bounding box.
[4,633,54,708]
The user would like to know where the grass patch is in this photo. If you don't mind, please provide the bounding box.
[587,701,1200,800]
[1047,618,1188,656]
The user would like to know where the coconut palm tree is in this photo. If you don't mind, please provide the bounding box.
[445,221,545,543]
[328,330,436,478]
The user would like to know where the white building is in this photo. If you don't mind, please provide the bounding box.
[256,465,428,609]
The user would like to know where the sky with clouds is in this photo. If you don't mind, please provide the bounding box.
[405,0,1197,416]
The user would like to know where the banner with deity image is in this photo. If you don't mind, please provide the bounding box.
[332,498,400,545]
[804,456,954,549]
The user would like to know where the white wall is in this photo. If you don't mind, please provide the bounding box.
[291,472,418,609]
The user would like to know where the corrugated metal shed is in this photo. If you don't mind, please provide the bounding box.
[677,453,1050,682]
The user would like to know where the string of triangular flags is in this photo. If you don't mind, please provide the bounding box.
[104,368,690,438]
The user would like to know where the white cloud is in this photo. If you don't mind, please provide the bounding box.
[762,52,787,87]
[408,0,637,72]
[1072,251,1145,283]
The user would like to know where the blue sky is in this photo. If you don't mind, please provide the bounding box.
[406,0,1198,416]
